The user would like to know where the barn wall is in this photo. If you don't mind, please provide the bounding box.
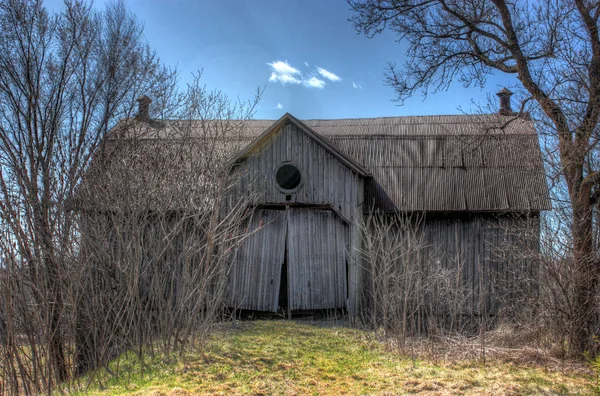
[228,120,365,314]
[286,208,349,310]
[357,212,540,318]
[421,213,540,315]
[228,209,287,311]
[347,178,364,316]
[231,122,362,222]
[78,211,210,319]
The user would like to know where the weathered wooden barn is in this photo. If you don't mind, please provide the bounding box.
[82,89,550,318]
[224,102,550,316]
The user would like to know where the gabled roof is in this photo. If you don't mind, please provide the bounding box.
[232,113,370,177]
[98,113,551,212]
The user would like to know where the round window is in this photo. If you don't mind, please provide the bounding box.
[275,163,302,191]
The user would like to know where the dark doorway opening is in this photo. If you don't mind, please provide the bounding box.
[278,231,289,313]
[279,261,288,311]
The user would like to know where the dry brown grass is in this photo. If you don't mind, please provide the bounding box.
[63,320,591,395]
[384,323,587,374]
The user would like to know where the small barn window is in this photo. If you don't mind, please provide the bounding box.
[275,163,302,192]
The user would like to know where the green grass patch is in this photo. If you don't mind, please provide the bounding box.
[70,320,589,395]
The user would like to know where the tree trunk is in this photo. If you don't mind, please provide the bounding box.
[39,208,68,383]
[48,256,67,383]
[570,196,598,355]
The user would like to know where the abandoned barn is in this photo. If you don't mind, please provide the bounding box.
[80,89,550,319]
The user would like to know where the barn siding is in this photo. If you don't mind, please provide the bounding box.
[287,208,349,309]
[227,120,364,313]
[357,213,540,318]
[420,213,538,315]
[232,122,362,222]
[347,177,364,315]
[225,117,541,317]
[228,209,286,311]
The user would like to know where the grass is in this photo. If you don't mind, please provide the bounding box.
[70,320,590,395]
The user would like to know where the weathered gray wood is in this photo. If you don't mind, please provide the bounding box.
[287,208,348,310]
[411,214,540,316]
[232,122,360,220]
[225,119,363,313]
[226,118,539,317]
[347,178,364,315]
[228,209,286,311]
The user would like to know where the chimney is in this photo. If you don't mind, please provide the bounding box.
[496,88,513,115]
[135,95,152,121]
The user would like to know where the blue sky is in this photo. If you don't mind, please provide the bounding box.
[45,0,518,119]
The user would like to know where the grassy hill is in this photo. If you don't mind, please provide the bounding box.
[72,320,590,395]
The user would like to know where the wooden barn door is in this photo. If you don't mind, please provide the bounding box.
[286,208,349,310]
[228,209,286,311]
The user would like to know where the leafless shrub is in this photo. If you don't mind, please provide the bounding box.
[518,211,600,358]
[0,0,261,392]
[358,210,549,363]
[358,212,473,348]
[69,80,261,391]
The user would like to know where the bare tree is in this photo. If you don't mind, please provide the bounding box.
[72,75,261,383]
[349,0,600,355]
[0,0,175,391]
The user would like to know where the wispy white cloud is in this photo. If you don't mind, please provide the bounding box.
[268,60,301,84]
[270,102,283,110]
[352,81,362,89]
[303,76,326,89]
[267,61,338,89]
[317,67,341,82]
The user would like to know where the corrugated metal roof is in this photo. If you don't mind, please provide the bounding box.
[107,114,551,212]
[305,114,534,136]
[327,133,550,211]
[111,114,534,139]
